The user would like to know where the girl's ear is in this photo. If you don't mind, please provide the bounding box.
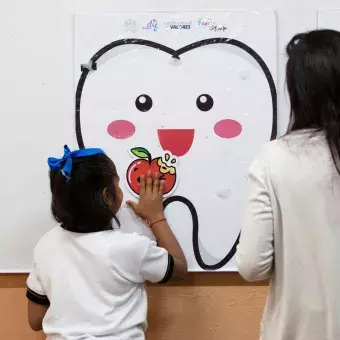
[102,187,111,206]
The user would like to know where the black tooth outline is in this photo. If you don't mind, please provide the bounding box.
[75,38,277,270]
[164,196,240,270]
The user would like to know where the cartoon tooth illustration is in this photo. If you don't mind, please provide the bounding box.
[75,23,277,271]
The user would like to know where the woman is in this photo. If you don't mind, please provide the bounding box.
[236,29,340,340]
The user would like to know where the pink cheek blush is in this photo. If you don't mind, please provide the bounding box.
[214,119,242,139]
[107,120,135,139]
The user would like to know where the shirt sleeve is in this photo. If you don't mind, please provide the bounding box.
[26,260,50,306]
[236,144,274,282]
[139,240,174,284]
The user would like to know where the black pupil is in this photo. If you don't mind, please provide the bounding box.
[136,94,153,112]
[196,94,214,112]
[137,177,141,183]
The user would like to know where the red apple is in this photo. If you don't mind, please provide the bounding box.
[126,147,177,195]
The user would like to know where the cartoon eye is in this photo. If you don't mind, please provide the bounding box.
[135,94,153,112]
[196,94,214,112]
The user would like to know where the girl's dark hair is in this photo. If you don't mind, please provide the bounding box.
[286,29,340,174]
[49,154,120,233]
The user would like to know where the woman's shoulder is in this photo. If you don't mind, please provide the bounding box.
[250,140,281,166]
[249,136,302,177]
[251,130,330,186]
[257,129,327,161]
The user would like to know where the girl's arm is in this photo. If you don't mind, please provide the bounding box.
[127,171,188,282]
[150,220,187,282]
[28,300,48,331]
[236,147,274,282]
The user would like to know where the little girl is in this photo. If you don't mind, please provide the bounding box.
[26,145,187,340]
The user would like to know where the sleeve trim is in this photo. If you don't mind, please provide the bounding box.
[158,254,174,284]
[26,287,50,306]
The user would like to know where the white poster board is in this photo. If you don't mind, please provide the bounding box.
[75,11,277,271]
[318,10,340,30]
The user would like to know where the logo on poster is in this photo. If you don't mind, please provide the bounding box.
[124,19,137,32]
[142,19,159,32]
[197,17,214,28]
[165,21,192,30]
[198,17,228,32]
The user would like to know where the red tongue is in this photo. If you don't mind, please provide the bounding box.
[158,129,195,157]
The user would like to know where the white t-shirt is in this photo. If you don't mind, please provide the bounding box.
[236,130,340,340]
[27,227,173,340]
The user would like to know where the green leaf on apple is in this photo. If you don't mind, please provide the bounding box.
[131,147,151,159]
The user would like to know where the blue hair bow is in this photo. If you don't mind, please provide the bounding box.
[47,145,106,180]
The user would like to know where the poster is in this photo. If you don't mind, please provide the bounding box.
[74,11,277,271]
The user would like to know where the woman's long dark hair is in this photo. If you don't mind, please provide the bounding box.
[286,29,340,174]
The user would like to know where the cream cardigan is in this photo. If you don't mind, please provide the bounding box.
[237,130,340,340]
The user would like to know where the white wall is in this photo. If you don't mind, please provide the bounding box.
[1,0,339,271]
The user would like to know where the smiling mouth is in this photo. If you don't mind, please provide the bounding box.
[158,129,195,157]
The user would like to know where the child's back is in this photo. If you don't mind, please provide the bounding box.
[27,146,187,339]
[29,227,169,339]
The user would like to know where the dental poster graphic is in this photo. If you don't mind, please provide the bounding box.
[74,11,277,271]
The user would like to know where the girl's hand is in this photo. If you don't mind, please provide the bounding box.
[128,171,188,283]
[126,171,165,223]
